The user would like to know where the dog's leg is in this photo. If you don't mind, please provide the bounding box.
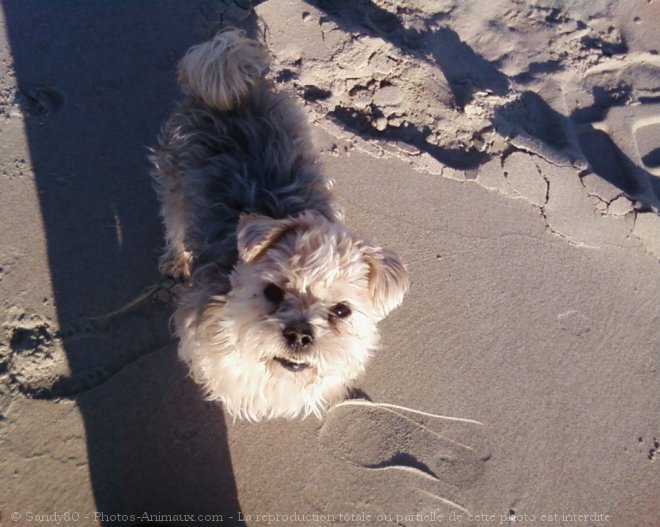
[152,156,193,282]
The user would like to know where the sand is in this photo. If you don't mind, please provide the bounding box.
[0,0,658,526]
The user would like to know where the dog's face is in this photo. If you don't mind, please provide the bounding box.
[204,212,407,418]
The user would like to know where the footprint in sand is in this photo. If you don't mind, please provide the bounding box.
[16,85,65,117]
[565,57,660,210]
[306,401,490,525]
[0,279,176,398]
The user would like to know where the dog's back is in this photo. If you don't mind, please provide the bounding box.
[151,29,340,272]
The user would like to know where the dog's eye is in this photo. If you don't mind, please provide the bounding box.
[263,283,285,304]
[329,302,351,319]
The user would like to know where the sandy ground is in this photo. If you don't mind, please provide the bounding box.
[1,1,658,526]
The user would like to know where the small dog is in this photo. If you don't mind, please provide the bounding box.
[151,29,408,421]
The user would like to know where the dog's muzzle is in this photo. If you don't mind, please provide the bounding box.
[275,321,315,372]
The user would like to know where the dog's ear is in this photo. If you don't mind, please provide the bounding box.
[363,245,409,320]
[237,213,304,263]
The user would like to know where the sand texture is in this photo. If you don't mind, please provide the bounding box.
[1,1,658,526]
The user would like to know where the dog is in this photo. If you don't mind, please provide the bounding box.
[151,29,408,421]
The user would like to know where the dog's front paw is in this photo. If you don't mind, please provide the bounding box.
[159,248,193,283]
[344,387,372,402]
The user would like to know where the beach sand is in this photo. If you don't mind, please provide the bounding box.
[1,1,658,525]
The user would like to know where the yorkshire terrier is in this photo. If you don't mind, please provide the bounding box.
[151,29,408,421]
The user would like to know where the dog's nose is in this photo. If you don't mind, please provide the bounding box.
[283,321,314,350]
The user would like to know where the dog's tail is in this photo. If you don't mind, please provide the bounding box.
[178,29,269,110]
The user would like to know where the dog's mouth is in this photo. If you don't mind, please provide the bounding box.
[274,356,311,372]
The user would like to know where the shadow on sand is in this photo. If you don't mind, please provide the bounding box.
[1,1,260,524]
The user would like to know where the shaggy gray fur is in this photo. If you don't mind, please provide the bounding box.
[151,80,341,277]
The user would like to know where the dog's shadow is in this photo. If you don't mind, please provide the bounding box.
[1,1,260,522]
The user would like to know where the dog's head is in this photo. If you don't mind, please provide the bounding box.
[225,211,407,396]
